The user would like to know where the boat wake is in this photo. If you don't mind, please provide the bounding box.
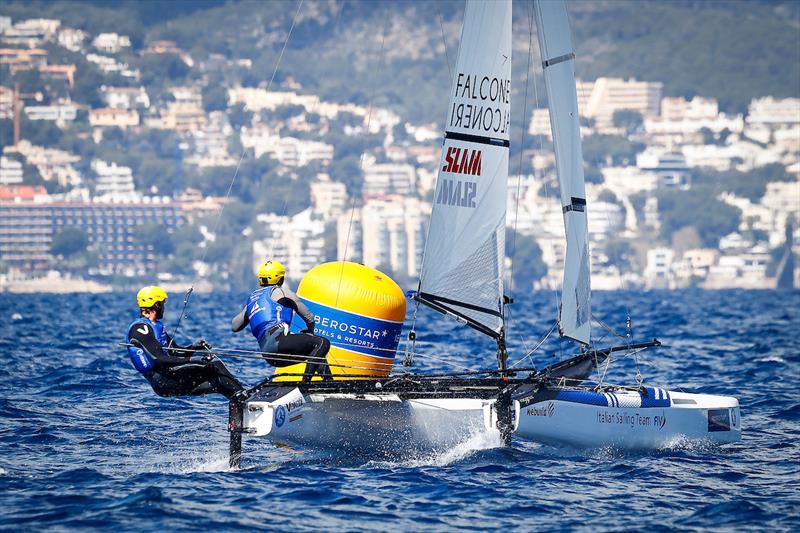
[370,429,505,468]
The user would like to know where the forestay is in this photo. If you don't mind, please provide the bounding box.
[534,0,591,345]
[418,0,512,338]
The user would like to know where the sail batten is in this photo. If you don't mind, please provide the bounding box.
[535,0,592,346]
[418,0,512,337]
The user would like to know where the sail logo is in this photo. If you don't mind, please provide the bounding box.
[436,179,476,208]
[442,147,482,176]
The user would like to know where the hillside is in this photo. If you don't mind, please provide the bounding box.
[2,0,798,123]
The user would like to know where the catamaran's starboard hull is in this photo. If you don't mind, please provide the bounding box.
[514,387,741,449]
[242,386,497,453]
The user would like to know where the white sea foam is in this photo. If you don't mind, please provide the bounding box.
[371,428,505,469]
[756,355,786,364]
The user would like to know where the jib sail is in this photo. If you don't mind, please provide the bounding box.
[535,0,591,346]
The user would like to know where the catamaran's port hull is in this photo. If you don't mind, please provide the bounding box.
[242,386,498,453]
[514,388,742,449]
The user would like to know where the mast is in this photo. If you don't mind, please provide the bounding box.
[417,0,513,371]
[534,0,591,346]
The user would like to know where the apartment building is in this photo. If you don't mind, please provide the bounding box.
[578,77,663,127]
[337,196,429,278]
[0,195,183,275]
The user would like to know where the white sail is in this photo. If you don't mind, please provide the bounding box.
[534,0,591,345]
[418,0,512,337]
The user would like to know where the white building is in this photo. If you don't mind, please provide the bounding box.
[644,247,674,288]
[637,150,691,189]
[86,53,128,74]
[362,160,416,198]
[258,137,334,167]
[13,141,82,188]
[170,86,203,107]
[92,32,131,54]
[0,157,23,185]
[24,104,77,122]
[577,77,663,128]
[747,97,800,127]
[57,27,87,52]
[101,86,150,109]
[762,180,800,218]
[337,196,429,278]
[2,18,60,47]
[645,96,744,146]
[186,111,236,167]
[252,208,329,281]
[681,139,780,172]
[310,174,348,217]
[706,247,772,289]
[587,200,624,241]
[92,160,137,199]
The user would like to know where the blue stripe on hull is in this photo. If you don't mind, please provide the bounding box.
[641,387,671,408]
[555,390,609,406]
[552,388,672,408]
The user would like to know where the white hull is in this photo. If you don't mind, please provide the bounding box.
[242,387,497,453]
[238,385,741,454]
[514,387,741,449]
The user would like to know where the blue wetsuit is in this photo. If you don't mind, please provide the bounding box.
[126,316,243,399]
[232,285,332,381]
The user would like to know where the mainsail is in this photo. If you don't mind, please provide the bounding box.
[535,0,591,345]
[418,0,512,339]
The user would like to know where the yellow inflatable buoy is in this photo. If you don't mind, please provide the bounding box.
[273,261,406,381]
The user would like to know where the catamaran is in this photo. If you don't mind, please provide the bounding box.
[226,0,741,467]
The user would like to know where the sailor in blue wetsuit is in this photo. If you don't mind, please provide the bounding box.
[126,285,244,399]
[232,260,332,382]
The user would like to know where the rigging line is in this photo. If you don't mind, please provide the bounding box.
[335,5,390,309]
[509,321,556,369]
[171,0,306,341]
[593,313,626,340]
[165,346,389,371]
[506,0,538,361]
[436,4,452,82]
[146,335,472,363]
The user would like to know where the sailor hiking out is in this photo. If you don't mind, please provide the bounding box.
[232,260,332,381]
[126,285,244,399]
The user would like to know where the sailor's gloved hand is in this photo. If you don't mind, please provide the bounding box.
[187,339,212,352]
[189,353,215,364]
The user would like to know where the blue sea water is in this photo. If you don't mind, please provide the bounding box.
[1,289,798,531]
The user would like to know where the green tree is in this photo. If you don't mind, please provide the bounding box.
[506,229,547,291]
[612,109,643,134]
[656,190,741,247]
[582,134,644,167]
[202,82,229,112]
[604,239,635,272]
[136,222,175,256]
[51,227,89,258]
[228,103,253,130]
[136,54,190,87]
[597,189,620,205]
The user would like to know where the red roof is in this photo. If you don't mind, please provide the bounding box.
[0,185,48,201]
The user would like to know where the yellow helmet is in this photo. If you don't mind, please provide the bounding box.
[257,260,286,286]
[137,285,168,308]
